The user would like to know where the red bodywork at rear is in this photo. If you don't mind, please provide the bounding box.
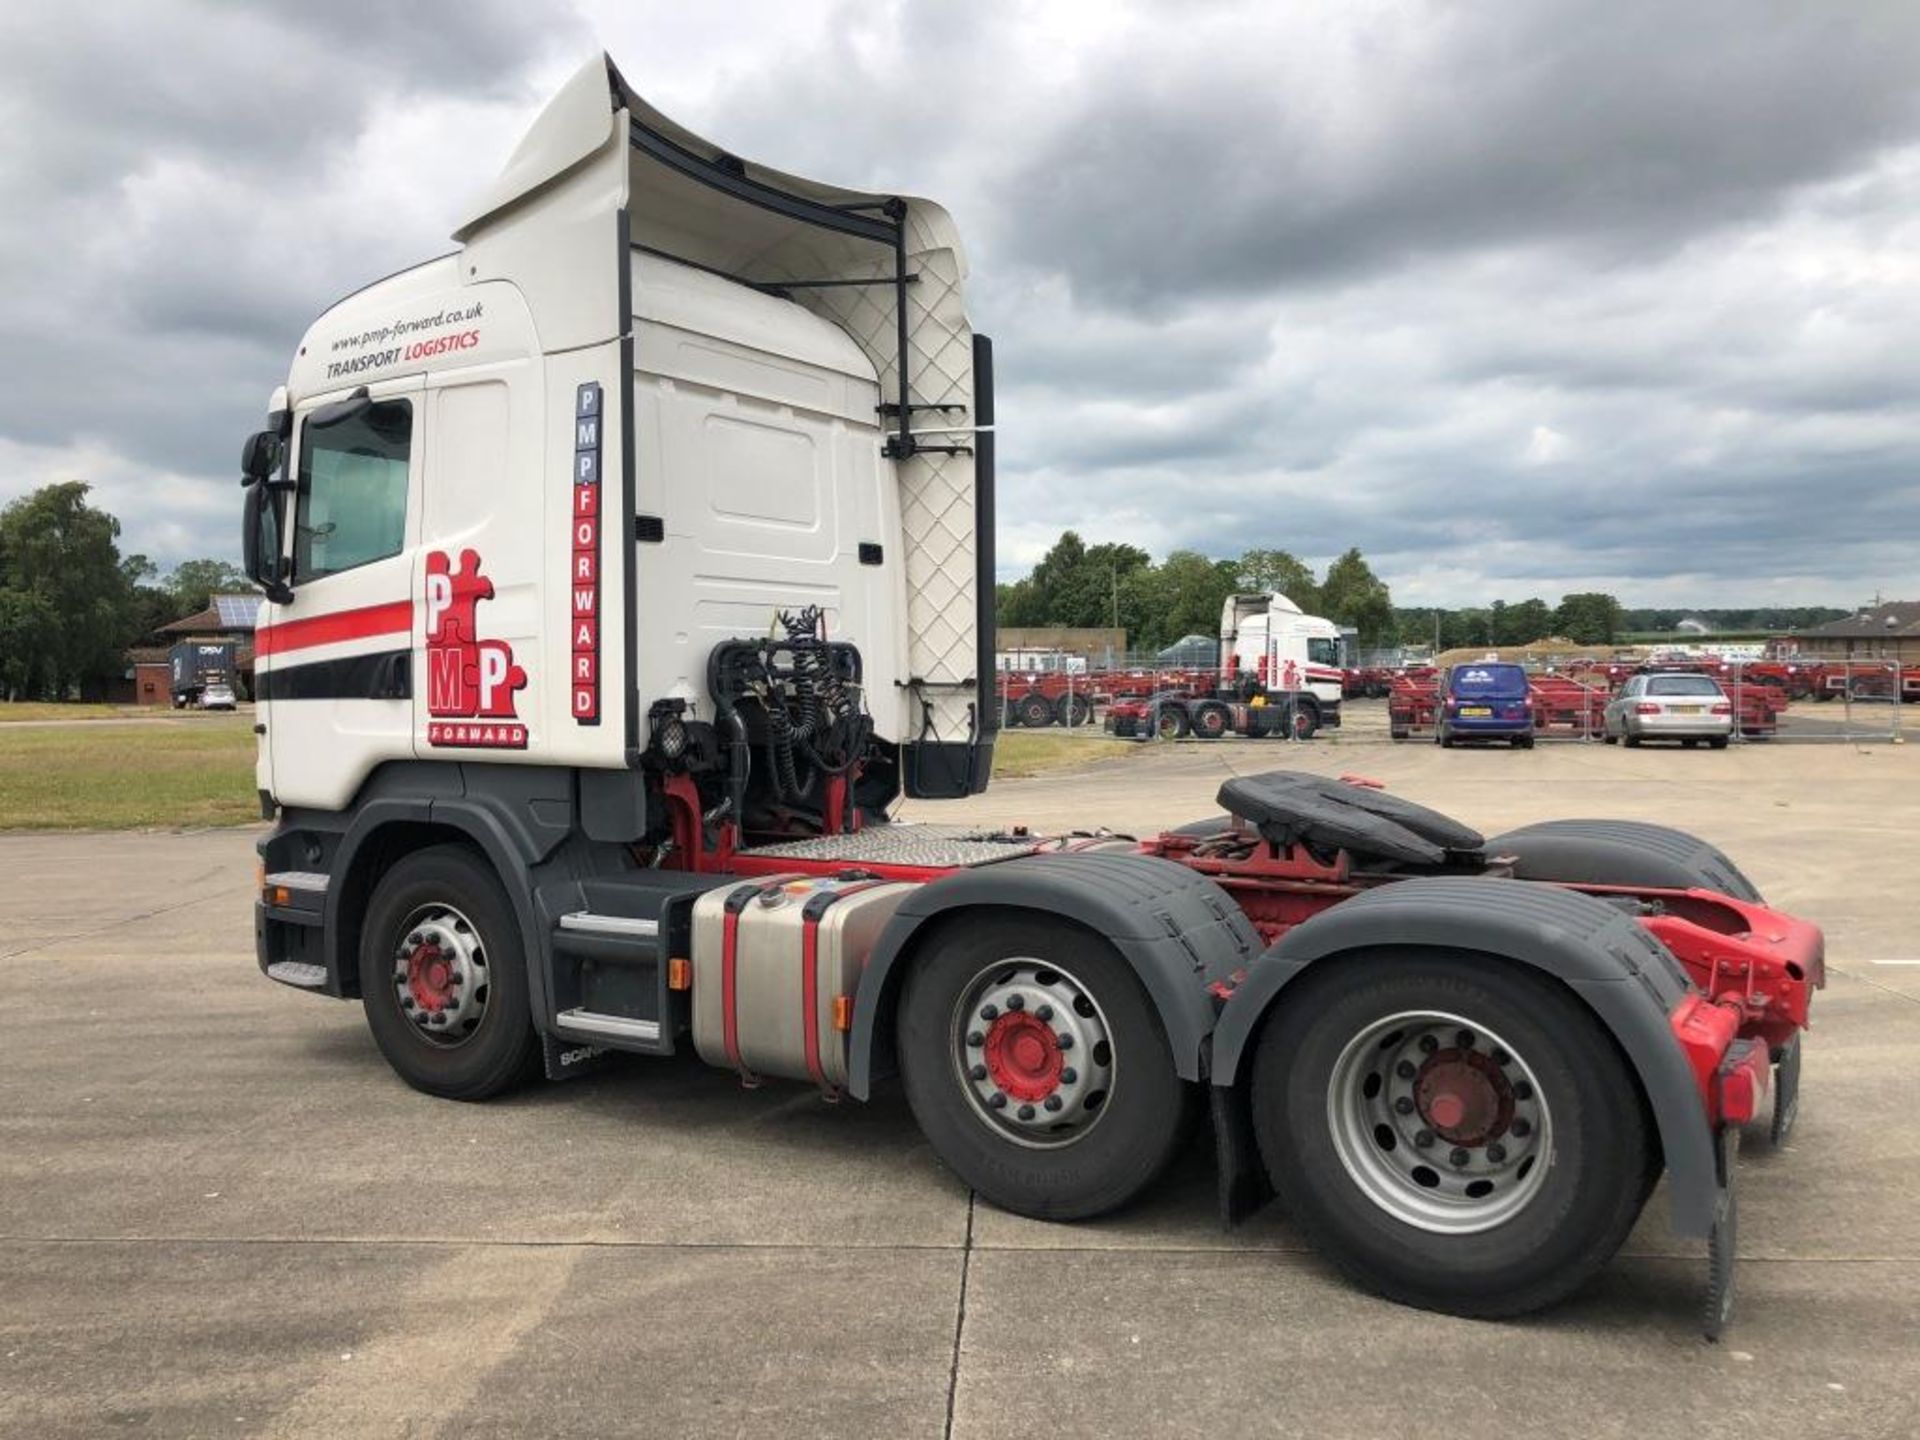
[1136,823,1821,1126]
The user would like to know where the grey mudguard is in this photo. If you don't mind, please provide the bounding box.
[1209,877,1722,1237]
[1488,818,1763,902]
[845,852,1261,1099]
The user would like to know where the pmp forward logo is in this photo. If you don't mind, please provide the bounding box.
[424,549,528,749]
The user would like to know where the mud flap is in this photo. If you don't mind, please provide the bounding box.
[1210,1083,1272,1226]
[1703,1127,1739,1341]
[543,1032,620,1082]
[1770,1033,1802,1145]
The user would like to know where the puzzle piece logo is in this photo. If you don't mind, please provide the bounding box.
[425,549,526,725]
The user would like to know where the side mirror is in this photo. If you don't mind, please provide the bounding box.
[243,482,293,604]
[241,429,282,484]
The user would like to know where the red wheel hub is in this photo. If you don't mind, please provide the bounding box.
[983,1011,1063,1102]
[1414,1048,1512,1146]
[407,941,455,1014]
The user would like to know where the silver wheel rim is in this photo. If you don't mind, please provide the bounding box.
[1327,1009,1552,1234]
[951,959,1115,1149]
[390,903,490,1049]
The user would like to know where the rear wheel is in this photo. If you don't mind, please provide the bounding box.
[1155,706,1190,740]
[897,917,1197,1220]
[1190,701,1231,740]
[1017,692,1055,729]
[359,845,539,1101]
[1708,737,1729,750]
[1055,692,1093,728]
[1250,951,1653,1317]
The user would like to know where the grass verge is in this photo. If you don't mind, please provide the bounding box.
[990,728,1132,779]
[0,702,153,722]
[0,716,258,829]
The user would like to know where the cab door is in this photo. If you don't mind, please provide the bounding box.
[260,376,424,810]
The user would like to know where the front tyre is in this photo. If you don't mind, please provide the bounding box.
[1250,951,1653,1317]
[897,916,1197,1221]
[359,844,539,1101]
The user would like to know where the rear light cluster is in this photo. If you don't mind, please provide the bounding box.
[1635,702,1661,715]
[1711,702,1732,715]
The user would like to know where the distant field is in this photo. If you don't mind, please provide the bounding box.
[0,715,258,829]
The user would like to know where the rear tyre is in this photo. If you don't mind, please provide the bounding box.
[1250,951,1653,1317]
[1513,735,1535,750]
[1190,701,1231,740]
[1055,692,1093,728]
[359,844,539,1101]
[1155,706,1190,740]
[1623,734,1642,748]
[1708,737,1729,750]
[1017,692,1055,729]
[897,916,1198,1220]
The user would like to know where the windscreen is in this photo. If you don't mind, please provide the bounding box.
[1449,665,1529,699]
[1647,675,1722,696]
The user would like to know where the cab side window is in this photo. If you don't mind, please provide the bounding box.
[1307,638,1341,666]
[295,399,412,581]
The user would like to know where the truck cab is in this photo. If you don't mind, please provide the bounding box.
[1218,592,1345,730]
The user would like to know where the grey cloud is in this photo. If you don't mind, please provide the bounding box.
[996,0,1920,307]
[2,0,1916,606]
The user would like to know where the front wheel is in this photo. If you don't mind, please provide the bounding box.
[897,917,1197,1220]
[359,845,539,1101]
[1155,706,1190,740]
[1250,951,1654,1317]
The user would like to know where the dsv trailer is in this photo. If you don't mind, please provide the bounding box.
[243,55,1819,1333]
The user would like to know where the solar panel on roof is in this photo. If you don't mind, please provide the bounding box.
[213,595,259,629]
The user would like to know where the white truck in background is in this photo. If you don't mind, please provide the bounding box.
[1219,592,1347,731]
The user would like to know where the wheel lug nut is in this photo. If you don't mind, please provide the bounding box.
[1418,1035,1438,1054]
[1060,1067,1077,1085]
[1007,994,1025,1011]
[966,1030,984,1047]
[1055,1033,1074,1050]
[980,1004,998,1021]
[1486,1142,1507,1163]
[1449,1147,1470,1168]
[970,1064,987,1081]
[1510,1117,1530,1137]
[1414,1130,1434,1149]
[1393,1097,1415,1115]
[1514,1081,1534,1101]
[408,932,423,946]
[1017,1104,1035,1120]
[1044,1096,1063,1112]
[1455,1029,1474,1049]
[1492,1048,1511,1066]
[1036,1004,1054,1022]
[1395,1060,1416,1080]
[987,1092,1007,1109]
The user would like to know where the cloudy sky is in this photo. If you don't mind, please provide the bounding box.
[4,0,1919,606]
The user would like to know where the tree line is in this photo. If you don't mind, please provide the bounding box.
[995,532,1851,658]
[0,482,247,701]
[996,533,1396,652]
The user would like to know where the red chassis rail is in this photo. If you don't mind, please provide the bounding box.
[656,774,1820,1130]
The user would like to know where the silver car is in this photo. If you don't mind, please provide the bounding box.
[1602,672,1732,748]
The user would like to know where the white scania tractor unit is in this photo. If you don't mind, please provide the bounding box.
[244,55,1821,1333]
[1220,591,1347,729]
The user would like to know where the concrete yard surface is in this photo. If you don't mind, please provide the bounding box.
[3,736,1919,1438]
